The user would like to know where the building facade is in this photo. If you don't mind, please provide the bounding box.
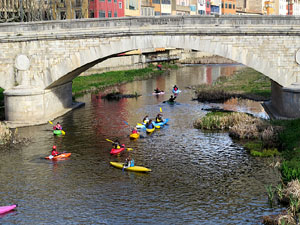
[221,0,236,14]
[89,0,125,18]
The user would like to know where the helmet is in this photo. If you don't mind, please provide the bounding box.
[52,145,56,150]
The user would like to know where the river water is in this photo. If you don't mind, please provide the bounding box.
[0,64,283,224]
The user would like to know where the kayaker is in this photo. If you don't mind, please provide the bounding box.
[124,156,134,168]
[157,64,162,70]
[155,113,164,123]
[51,145,59,156]
[154,88,163,93]
[132,127,139,134]
[145,120,154,129]
[173,85,178,91]
[113,139,121,149]
[143,115,149,124]
[53,122,62,130]
[168,95,177,102]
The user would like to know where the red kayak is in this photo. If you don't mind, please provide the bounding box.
[110,144,125,155]
[0,205,17,214]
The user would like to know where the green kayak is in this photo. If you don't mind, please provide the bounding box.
[53,130,62,135]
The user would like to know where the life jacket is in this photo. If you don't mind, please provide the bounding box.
[52,150,58,156]
[132,129,138,134]
[174,87,178,91]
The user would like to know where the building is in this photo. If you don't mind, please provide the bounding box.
[211,0,221,14]
[221,0,236,14]
[198,0,206,14]
[236,0,263,15]
[141,0,155,16]
[172,0,191,15]
[89,0,124,18]
[125,0,141,16]
[52,0,89,20]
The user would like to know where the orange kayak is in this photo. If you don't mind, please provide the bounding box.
[45,153,71,160]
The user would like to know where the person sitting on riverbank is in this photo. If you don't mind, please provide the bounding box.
[53,122,62,130]
[113,139,121,149]
[155,113,164,123]
[143,115,149,124]
[168,95,177,102]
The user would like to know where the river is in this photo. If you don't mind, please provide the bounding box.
[0,64,283,224]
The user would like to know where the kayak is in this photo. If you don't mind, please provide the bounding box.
[110,144,125,155]
[53,130,62,135]
[45,153,71,160]
[136,123,145,129]
[172,89,181,94]
[152,91,165,95]
[110,162,151,172]
[153,118,169,127]
[130,133,140,139]
[0,205,17,214]
[146,127,155,133]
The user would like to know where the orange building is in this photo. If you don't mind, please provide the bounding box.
[221,0,236,14]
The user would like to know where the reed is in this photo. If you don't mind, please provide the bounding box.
[266,184,275,207]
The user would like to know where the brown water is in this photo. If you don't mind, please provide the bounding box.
[0,64,282,224]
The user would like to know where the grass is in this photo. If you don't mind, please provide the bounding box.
[194,67,271,101]
[72,63,177,95]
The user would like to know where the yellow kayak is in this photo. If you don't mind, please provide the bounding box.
[110,162,151,172]
[130,133,140,139]
[146,127,155,133]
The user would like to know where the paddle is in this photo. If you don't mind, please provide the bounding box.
[160,107,162,112]
[49,121,65,135]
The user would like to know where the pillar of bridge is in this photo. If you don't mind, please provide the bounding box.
[264,80,300,119]
[4,82,73,125]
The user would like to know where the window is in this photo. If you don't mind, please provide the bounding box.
[153,0,160,3]
[100,0,104,2]
[114,0,117,3]
[233,4,235,9]
[162,0,170,4]
[155,11,160,15]
[99,10,105,17]
[225,3,227,8]
[89,10,94,18]
[108,0,111,2]
[206,1,210,7]
[119,2,122,8]
[222,3,224,8]
[75,10,81,18]
[108,11,112,17]
[60,11,66,20]
[229,3,231,8]
[114,11,117,17]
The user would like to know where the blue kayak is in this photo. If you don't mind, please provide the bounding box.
[172,89,181,94]
[153,118,169,127]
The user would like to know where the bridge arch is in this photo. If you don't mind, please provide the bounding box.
[47,35,278,89]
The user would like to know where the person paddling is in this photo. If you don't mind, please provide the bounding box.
[53,122,62,130]
[51,145,59,156]
[113,139,121,149]
[155,113,164,123]
[173,85,178,91]
[168,95,177,102]
[143,115,149,124]
[132,127,139,134]
[145,119,154,129]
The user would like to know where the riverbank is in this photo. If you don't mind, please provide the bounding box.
[192,67,300,224]
[192,67,271,102]
[73,63,177,96]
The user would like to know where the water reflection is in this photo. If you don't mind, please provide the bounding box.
[0,64,280,224]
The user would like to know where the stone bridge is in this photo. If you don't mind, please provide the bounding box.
[1,15,300,126]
